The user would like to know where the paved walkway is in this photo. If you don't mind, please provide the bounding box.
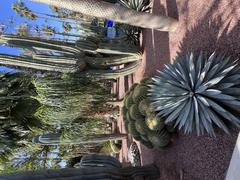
[226,133,240,180]
[117,0,240,179]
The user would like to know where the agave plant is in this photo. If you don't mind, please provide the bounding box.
[149,52,240,136]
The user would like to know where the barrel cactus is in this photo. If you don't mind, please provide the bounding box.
[149,52,240,136]
[122,78,173,149]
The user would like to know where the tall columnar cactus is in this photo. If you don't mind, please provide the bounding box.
[0,34,141,79]
[32,133,127,145]
[149,52,240,136]
[31,0,178,32]
[0,54,82,73]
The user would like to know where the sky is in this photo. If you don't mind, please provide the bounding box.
[0,0,55,54]
[0,0,70,72]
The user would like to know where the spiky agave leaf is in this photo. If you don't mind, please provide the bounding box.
[149,52,240,136]
[119,0,151,12]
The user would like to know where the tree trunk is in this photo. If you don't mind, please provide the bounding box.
[31,0,178,31]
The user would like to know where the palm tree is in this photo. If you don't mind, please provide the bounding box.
[30,0,178,31]
[41,25,85,38]
[12,2,68,21]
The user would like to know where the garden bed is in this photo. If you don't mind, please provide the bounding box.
[116,0,240,179]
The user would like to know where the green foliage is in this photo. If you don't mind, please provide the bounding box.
[61,117,109,141]
[41,25,56,36]
[62,23,72,32]
[118,0,151,12]
[0,73,43,166]
[149,52,240,136]
[33,75,110,125]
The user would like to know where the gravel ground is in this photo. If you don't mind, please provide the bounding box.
[117,0,240,180]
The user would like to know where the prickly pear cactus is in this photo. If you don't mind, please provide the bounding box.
[122,78,175,149]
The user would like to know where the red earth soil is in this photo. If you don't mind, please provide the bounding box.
[116,0,240,180]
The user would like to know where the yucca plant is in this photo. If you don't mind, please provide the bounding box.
[149,52,240,136]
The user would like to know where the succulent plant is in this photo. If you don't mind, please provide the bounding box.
[132,85,148,103]
[129,104,144,121]
[146,114,165,131]
[135,119,148,135]
[149,52,240,136]
[138,99,151,116]
[130,83,138,91]
[166,122,175,133]
[128,122,140,138]
[124,92,135,109]
[139,134,149,142]
[122,106,128,119]
[119,0,151,12]
[140,139,153,149]
[140,77,153,85]
[122,78,175,149]
[148,129,171,148]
